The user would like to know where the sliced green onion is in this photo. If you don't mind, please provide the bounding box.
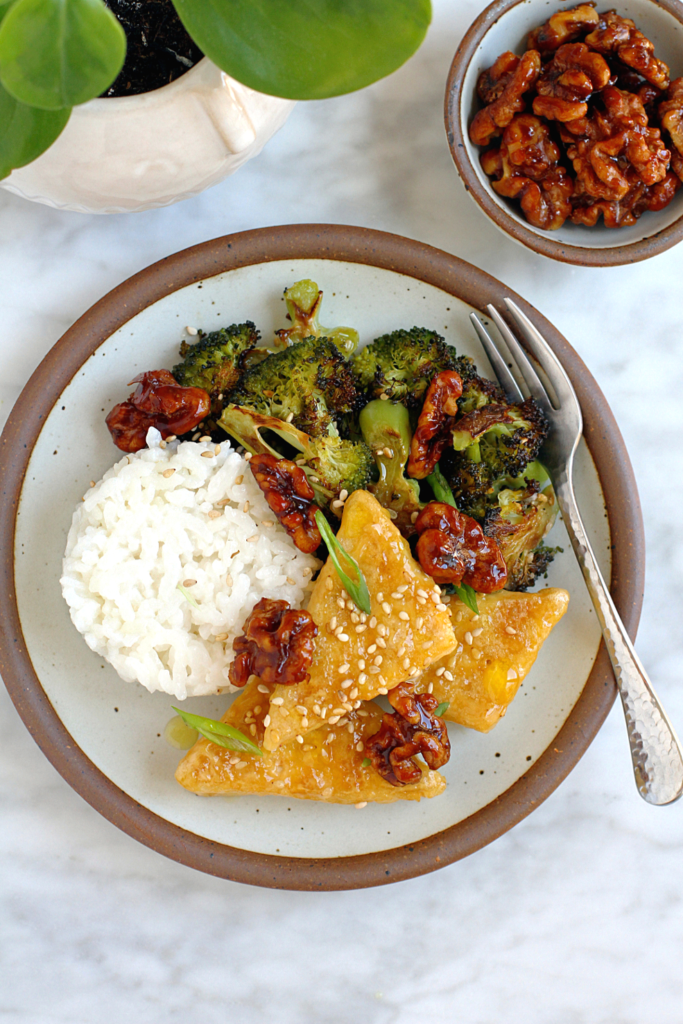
[434,701,450,717]
[314,509,371,615]
[361,757,371,768]
[171,706,263,757]
[177,584,199,608]
[426,463,457,507]
[454,583,479,615]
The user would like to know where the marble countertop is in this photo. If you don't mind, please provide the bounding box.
[2,2,682,1021]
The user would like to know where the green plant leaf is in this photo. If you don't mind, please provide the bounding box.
[172,0,432,100]
[0,0,126,110]
[315,509,371,614]
[172,707,263,757]
[0,1,17,26]
[0,79,70,178]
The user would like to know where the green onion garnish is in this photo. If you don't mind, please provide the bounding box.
[361,757,371,767]
[171,707,263,757]
[177,584,199,608]
[314,509,371,615]
[426,463,457,507]
[434,701,450,718]
[454,583,479,615]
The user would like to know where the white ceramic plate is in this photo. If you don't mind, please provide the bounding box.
[0,227,643,888]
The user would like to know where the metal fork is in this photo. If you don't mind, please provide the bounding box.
[470,298,683,806]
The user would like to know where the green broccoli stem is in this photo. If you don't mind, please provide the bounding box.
[358,399,412,476]
[466,441,482,463]
[426,464,457,507]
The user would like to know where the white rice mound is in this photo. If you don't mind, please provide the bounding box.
[61,429,320,700]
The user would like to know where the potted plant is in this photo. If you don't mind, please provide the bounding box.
[0,0,431,213]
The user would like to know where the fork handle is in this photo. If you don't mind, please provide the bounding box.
[556,471,683,805]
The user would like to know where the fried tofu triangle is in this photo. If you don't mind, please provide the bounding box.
[421,589,569,732]
[175,678,445,803]
[263,490,456,752]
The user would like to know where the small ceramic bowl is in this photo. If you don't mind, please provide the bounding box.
[444,0,683,266]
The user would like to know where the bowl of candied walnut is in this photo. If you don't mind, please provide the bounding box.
[445,0,683,265]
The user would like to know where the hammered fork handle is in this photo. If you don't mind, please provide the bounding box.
[556,470,683,805]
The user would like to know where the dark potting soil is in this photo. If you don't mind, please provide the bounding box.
[102,0,204,97]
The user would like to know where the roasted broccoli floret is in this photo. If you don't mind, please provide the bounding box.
[226,337,361,437]
[483,477,559,591]
[218,405,373,511]
[358,399,423,535]
[172,322,259,414]
[275,279,359,356]
[353,328,471,408]
[445,395,549,519]
[452,397,548,478]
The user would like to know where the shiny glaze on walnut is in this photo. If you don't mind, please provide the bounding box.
[105,370,211,452]
[364,682,450,786]
[229,598,318,688]
[248,453,321,554]
[406,370,463,480]
[470,4,681,230]
[415,501,508,592]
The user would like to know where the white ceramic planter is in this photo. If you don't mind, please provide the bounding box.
[0,58,295,214]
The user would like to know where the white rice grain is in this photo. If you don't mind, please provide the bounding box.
[60,429,319,700]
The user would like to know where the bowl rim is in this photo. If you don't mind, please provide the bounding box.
[444,0,683,267]
[0,224,645,890]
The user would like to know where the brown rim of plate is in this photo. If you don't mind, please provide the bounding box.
[0,224,644,891]
[444,0,683,267]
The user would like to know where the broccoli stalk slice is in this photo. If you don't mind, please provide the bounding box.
[358,399,423,534]
[219,405,373,510]
[275,279,359,356]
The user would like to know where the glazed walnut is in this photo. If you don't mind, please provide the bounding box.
[248,454,321,554]
[364,682,450,786]
[406,370,463,480]
[484,115,574,228]
[533,43,611,122]
[502,113,563,177]
[229,598,318,688]
[585,11,670,90]
[528,3,599,54]
[659,78,683,158]
[105,370,211,453]
[414,501,508,592]
[477,51,522,103]
[469,49,542,146]
[472,6,679,231]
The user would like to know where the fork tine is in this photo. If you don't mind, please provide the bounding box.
[469,312,524,403]
[485,304,554,414]
[503,298,576,409]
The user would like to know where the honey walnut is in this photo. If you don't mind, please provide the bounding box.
[249,453,321,554]
[364,682,451,787]
[229,598,318,688]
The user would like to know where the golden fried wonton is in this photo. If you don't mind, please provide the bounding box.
[421,588,570,732]
[262,490,456,752]
[176,677,446,803]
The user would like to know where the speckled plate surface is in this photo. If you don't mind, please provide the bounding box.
[0,226,644,889]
